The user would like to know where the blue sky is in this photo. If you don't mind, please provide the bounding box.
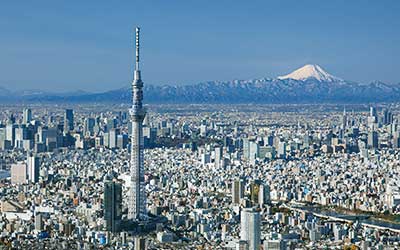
[1,1,399,92]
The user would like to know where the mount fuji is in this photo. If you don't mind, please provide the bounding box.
[2,64,400,104]
[278,64,343,82]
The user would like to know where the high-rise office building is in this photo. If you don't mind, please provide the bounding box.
[368,106,378,129]
[0,128,8,150]
[84,117,95,135]
[23,108,32,125]
[35,213,44,232]
[214,146,223,167]
[382,108,389,125]
[258,183,271,206]
[143,127,157,147]
[36,126,47,144]
[368,130,378,149]
[232,179,245,204]
[277,141,286,158]
[64,109,74,132]
[117,134,128,149]
[6,123,16,147]
[243,138,250,159]
[109,129,120,149]
[249,141,259,163]
[103,133,110,148]
[250,180,264,205]
[382,108,393,125]
[240,208,261,250]
[46,126,60,150]
[104,182,122,232]
[341,107,347,130]
[107,118,118,131]
[14,126,28,149]
[370,106,377,119]
[27,153,40,183]
[128,27,147,221]
[8,114,15,124]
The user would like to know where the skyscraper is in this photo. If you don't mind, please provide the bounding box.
[250,180,262,205]
[27,153,40,183]
[368,130,378,149]
[240,208,261,250]
[104,182,122,232]
[84,117,95,135]
[232,179,245,204]
[382,108,389,125]
[249,141,259,163]
[109,128,119,149]
[6,122,16,147]
[243,138,250,159]
[214,146,223,167]
[23,108,32,125]
[258,183,271,206]
[35,213,44,232]
[368,106,378,129]
[370,106,377,119]
[64,109,74,132]
[128,27,147,221]
[341,107,347,130]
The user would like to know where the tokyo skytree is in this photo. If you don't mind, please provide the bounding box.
[128,27,147,221]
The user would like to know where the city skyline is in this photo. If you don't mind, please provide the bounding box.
[1,1,400,92]
[1,1,400,249]
[1,102,400,248]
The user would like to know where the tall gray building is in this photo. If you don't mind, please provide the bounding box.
[368,130,378,149]
[214,146,223,167]
[109,128,119,149]
[23,108,32,125]
[35,213,44,232]
[27,153,40,183]
[341,107,347,130]
[6,123,16,147]
[240,208,261,250]
[128,27,147,221]
[232,179,245,204]
[64,109,74,132]
[104,182,122,232]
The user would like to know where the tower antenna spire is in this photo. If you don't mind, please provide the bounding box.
[135,27,140,71]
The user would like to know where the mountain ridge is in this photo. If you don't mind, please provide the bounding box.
[1,64,400,104]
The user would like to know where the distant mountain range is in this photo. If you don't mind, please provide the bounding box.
[1,64,400,104]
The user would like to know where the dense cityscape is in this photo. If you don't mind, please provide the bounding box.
[1,4,400,247]
[0,101,399,249]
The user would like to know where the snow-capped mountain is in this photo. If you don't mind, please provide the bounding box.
[278,64,342,82]
[2,64,400,103]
